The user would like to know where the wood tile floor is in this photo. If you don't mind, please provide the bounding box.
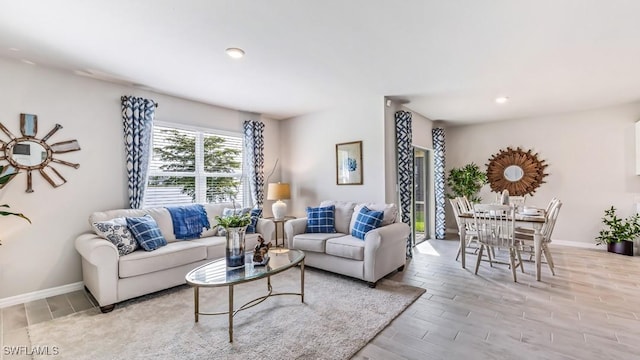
[2,238,639,359]
[355,238,640,360]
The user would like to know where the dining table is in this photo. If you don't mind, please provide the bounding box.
[458,210,547,281]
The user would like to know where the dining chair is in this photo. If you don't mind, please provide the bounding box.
[450,197,478,261]
[509,195,527,211]
[458,196,473,213]
[516,197,559,235]
[473,204,524,282]
[515,200,562,275]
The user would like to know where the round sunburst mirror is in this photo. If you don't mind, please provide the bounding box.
[0,113,80,193]
[486,147,548,196]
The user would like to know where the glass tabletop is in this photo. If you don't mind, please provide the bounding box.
[185,249,304,287]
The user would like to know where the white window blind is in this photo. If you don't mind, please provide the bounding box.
[144,123,245,208]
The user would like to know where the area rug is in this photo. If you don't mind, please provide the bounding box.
[28,268,425,360]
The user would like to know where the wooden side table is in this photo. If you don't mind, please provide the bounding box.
[265,216,296,247]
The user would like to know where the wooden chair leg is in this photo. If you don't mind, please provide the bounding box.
[509,248,518,282]
[516,249,525,273]
[486,245,493,267]
[543,245,556,276]
[475,245,484,275]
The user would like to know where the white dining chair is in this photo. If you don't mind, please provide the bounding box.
[473,204,524,282]
[515,200,562,275]
[450,197,478,261]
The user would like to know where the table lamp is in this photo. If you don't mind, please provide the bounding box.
[267,182,290,220]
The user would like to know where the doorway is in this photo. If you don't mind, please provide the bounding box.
[413,147,432,244]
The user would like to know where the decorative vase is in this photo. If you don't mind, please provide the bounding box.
[607,241,634,256]
[225,226,248,268]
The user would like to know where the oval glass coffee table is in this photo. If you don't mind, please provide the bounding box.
[185,249,305,342]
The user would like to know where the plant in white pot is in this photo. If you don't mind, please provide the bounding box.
[595,206,640,256]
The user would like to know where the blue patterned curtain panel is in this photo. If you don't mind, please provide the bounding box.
[432,127,446,239]
[121,96,156,209]
[395,110,414,258]
[243,120,265,207]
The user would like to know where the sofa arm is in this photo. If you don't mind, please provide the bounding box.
[284,218,308,247]
[75,233,119,307]
[363,222,410,282]
[75,233,119,265]
[256,218,275,242]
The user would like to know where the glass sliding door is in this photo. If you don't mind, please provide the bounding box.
[413,147,431,244]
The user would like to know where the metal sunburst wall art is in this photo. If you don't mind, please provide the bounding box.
[486,147,548,196]
[0,113,80,193]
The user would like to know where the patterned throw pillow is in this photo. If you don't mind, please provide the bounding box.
[92,217,138,256]
[351,206,384,240]
[126,215,167,251]
[246,207,262,234]
[306,205,337,233]
[217,207,251,236]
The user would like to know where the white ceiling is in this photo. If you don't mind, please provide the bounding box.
[2,1,640,124]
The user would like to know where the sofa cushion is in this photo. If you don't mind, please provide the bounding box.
[191,236,226,260]
[349,203,398,233]
[118,241,207,278]
[306,205,337,233]
[291,232,343,253]
[89,208,177,242]
[126,215,167,251]
[325,235,365,261]
[319,200,356,234]
[351,207,384,240]
[92,217,138,256]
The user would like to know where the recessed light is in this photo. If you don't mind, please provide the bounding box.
[21,59,35,65]
[225,47,245,59]
[495,96,509,104]
[8,47,20,52]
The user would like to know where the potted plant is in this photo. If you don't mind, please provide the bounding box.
[446,163,488,203]
[595,206,640,256]
[215,212,252,268]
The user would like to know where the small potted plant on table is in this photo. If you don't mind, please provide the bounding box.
[215,212,252,268]
[595,206,640,256]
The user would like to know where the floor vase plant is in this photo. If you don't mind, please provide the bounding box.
[595,206,640,256]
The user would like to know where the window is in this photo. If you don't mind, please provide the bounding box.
[144,122,246,208]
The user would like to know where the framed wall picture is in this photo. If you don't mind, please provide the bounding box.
[336,141,363,185]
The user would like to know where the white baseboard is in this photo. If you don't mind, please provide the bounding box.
[0,281,84,309]
[551,240,604,250]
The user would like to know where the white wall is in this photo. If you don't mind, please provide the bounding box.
[280,96,387,216]
[446,102,640,244]
[0,58,280,299]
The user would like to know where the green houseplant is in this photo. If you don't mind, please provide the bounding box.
[595,206,640,256]
[215,211,252,268]
[446,163,488,203]
[0,165,30,222]
[1,165,31,245]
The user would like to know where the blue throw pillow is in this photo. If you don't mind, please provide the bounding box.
[126,215,167,251]
[306,205,336,233]
[246,207,262,234]
[351,206,384,240]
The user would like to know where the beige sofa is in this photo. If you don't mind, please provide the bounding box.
[75,202,274,312]
[284,200,410,287]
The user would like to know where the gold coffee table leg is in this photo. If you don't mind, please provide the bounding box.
[301,260,305,303]
[228,285,234,343]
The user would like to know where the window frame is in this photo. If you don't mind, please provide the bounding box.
[144,121,248,207]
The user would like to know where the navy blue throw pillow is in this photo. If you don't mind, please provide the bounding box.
[306,205,336,233]
[351,206,383,240]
